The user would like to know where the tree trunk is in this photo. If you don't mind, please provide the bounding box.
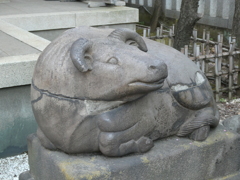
[232,0,240,96]
[150,0,164,33]
[173,0,201,51]
[232,0,240,47]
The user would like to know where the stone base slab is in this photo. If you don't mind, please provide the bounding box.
[19,122,240,180]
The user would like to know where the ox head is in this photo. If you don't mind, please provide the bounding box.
[70,28,168,101]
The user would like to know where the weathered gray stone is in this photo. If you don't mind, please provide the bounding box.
[31,26,219,157]
[223,115,240,134]
[20,123,240,180]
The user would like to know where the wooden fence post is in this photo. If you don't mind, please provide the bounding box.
[228,38,235,100]
[215,42,220,102]
[201,29,206,72]
[217,33,223,98]
[205,31,210,72]
[184,45,188,57]
[143,28,147,37]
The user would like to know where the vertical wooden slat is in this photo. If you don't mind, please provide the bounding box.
[222,0,230,19]
[160,24,163,37]
[147,0,153,7]
[236,36,240,96]
[176,0,182,11]
[139,0,144,6]
[143,28,146,37]
[184,45,188,57]
[148,27,151,37]
[198,0,205,15]
[217,33,223,98]
[166,0,172,10]
[181,47,185,54]
[214,43,219,102]
[216,0,223,18]
[229,40,234,100]
[196,45,200,68]
[205,31,210,72]
[210,0,217,17]
[193,29,197,60]
[156,27,160,38]
[201,29,206,72]
[204,0,211,16]
[171,25,174,45]
[169,26,173,47]
[172,0,177,10]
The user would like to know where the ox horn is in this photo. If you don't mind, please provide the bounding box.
[108,28,148,52]
[70,38,93,72]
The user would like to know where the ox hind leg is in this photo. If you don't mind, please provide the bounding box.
[177,107,219,141]
[37,128,57,150]
[98,120,155,157]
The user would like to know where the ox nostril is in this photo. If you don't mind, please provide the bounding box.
[149,65,157,70]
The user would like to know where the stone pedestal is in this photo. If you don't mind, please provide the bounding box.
[20,120,240,180]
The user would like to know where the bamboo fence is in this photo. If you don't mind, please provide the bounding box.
[137,24,240,102]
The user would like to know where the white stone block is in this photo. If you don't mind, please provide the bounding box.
[76,7,138,26]
[0,54,39,88]
[1,12,76,31]
[0,20,50,51]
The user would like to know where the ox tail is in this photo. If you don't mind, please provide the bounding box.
[177,107,219,138]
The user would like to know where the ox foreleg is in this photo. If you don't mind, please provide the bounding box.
[98,120,154,157]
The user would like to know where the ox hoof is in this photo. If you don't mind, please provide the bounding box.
[189,126,210,141]
[136,136,154,153]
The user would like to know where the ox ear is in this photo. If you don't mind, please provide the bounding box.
[108,28,148,52]
[70,38,93,72]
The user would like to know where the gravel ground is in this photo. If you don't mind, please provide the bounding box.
[0,153,29,180]
[217,98,240,123]
[0,99,240,180]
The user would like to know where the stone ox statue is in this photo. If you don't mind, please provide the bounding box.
[31,27,219,157]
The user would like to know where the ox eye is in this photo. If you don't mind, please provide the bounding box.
[126,40,138,46]
[107,57,118,65]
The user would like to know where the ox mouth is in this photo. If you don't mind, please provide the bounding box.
[128,79,165,90]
